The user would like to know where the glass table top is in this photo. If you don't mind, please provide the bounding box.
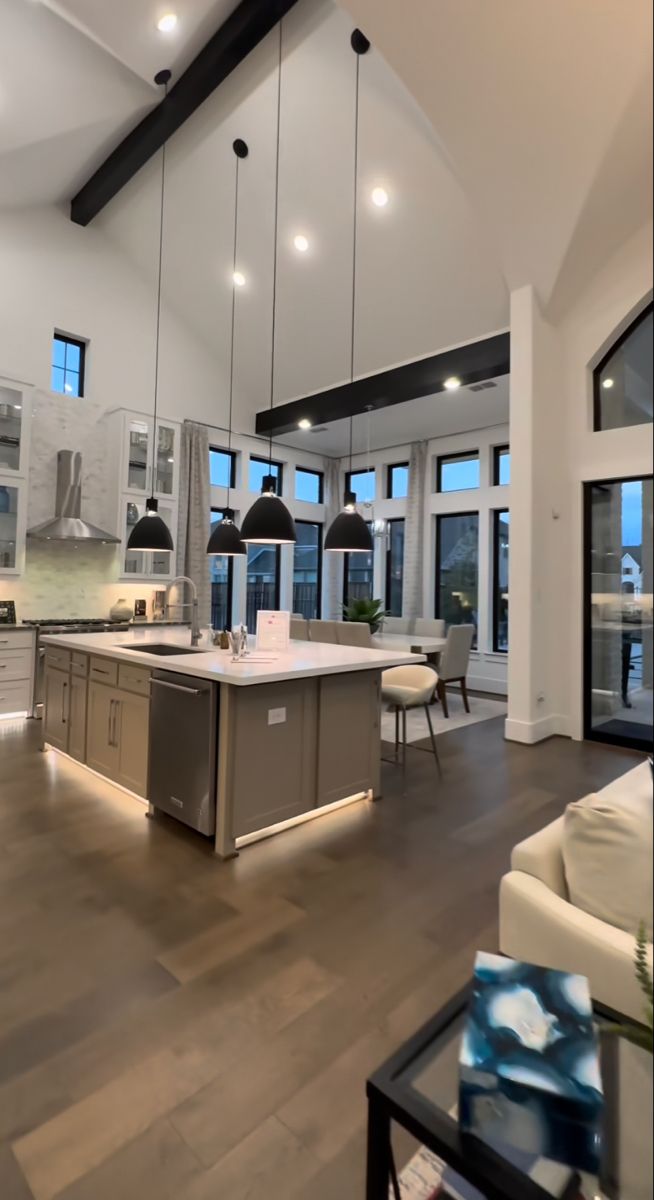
[395,1001,652,1200]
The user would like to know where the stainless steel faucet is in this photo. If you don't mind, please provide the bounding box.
[165,576,201,646]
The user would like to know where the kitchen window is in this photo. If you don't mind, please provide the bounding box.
[246,543,280,629]
[493,446,511,486]
[345,468,375,504]
[209,509,235,630]
[385,518,405,616]
[437,452,480,493]
[209,448,236,490]
[249,456,283,495]
[343,525,374,607]
[493,510,510,651]
[293,521,322,619]
[387,462,409,499]
[52,333,86,398]
[435,512,479,645]
[295,468,324,504]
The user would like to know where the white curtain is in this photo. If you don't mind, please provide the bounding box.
[402,440,427,619]
[176,421,211,625]
[322,457,343,618]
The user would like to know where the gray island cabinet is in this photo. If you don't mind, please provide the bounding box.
[41,629,424,857]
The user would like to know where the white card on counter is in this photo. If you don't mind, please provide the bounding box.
[255,610,290,652]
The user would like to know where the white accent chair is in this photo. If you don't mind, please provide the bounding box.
[500,763,654,1022]
[308,619,340,644]
[434,624,474,717]
[381,665,441,774]
[337,622,373,648]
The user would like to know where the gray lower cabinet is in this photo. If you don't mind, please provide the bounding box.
[44,665,70,752]
[68,675,88,762]
[86,681,149,796]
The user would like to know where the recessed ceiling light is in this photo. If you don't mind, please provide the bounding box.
[371,187,389,208]
[157,13,178,33]
[444,376,461,391]
[232,271,246,287]
[298,418,312,430]
[602,377,614,389]
[293,234,309,253]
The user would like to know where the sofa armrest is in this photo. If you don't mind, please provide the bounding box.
[500,871,653,1023]
[511,816,567,898]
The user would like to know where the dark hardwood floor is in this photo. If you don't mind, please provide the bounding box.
[0,715,641,1199]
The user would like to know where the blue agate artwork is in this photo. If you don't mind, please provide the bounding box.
[459,953,603,1174]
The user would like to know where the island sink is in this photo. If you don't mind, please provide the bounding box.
[119,643,205,657]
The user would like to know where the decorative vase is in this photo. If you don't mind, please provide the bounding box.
[110,598,132,623]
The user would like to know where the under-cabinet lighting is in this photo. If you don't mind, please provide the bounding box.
[235,789,371,848]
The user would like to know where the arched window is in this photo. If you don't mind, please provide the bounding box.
[593,302,653,431]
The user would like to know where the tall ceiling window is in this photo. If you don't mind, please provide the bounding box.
[345,468,375,503]
[493,446,511,486]
[436,512,479,645]
[387,462,409,499]
[52,333,86,398]
[593,303,653,431]
[493,510,510,651]
[209,508,234,630]
[293,521,322,619]
[209,448,236,489]
[295,468,324,504]
[437,452,480,493]
[385,518,405,616]
[249,456,283,494]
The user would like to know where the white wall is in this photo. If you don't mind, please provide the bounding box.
[506,221,653,743]
[342,422,511,694]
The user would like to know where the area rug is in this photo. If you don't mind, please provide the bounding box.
[381,693,506,745]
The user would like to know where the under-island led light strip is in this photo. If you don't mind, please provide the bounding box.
[235,789,372,848]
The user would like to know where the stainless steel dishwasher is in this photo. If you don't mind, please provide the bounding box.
[148,671,218,835]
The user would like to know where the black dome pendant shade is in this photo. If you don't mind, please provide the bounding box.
[206,139,248,558]
[241,476,296,545]
[241,21,296,547]
[207,508,246,556]
[128,497,174,552]
[128,70,174,558]
[324,490,372,553]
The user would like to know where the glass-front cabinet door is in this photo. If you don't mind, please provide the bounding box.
[584,476,653,750]
[0,482,24,573]
[123,415,179,499]
[123,499,176,580]
[0,382,30,476]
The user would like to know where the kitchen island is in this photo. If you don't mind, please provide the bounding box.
[40,627,424,857]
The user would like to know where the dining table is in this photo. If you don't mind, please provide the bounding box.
[372,632,447,657]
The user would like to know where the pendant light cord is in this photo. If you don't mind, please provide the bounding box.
[151,75,169,500]
[226,152,241,511]
[350,50,361,388]
[268,19,283,471]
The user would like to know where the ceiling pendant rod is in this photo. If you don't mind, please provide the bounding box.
[324,29,373,556]
[207,138,248,558]
[240,19,296,546]
[127,68,174,556]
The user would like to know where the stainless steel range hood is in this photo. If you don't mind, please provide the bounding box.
[27,450,120,543]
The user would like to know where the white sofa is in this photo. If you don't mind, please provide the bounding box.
[500,762,653,1022]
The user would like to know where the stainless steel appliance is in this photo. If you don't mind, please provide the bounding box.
[26,450,120,543]
[25,618,131,718]
[148,670,217,835]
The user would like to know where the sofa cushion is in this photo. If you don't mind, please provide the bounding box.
[563,763,653,936]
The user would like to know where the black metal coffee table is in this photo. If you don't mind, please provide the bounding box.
[366,982,652,1200]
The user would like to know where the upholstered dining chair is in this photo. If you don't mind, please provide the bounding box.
[433,624,475,718]
[308,619,340,644]
[380,664,441,774]
[337,622,373,647]
[290,616,309,640]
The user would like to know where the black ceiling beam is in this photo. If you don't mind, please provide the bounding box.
[70,0,299,226]
[255,332,511,438]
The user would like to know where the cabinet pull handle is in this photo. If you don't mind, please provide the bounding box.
[107,698,114,746]
[93,667,111,676]
[151,679,203,696]
[0,665,6,670]
[62,680,68,725]
[112,699,120,747]
[0,639,9,644]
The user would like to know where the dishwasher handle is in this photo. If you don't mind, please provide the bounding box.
[151,678,204,696]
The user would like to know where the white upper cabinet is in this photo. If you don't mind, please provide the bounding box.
[0,378,31,576]
[107,408,181,582]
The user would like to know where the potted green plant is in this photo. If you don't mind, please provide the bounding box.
[342,597,388,633]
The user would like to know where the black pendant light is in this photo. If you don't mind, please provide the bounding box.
[207,139,248,558]
[241,21,296,547]
[128,69,174,555]
[324,31,373,556]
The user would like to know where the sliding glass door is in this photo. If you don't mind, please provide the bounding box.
[584,476,653,750]
[246,544,280,631]
[293,521,322,619]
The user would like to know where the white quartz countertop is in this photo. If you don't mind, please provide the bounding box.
[40,627,425,686]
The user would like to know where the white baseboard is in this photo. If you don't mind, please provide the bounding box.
[467,672,507,696]
[504,714,569,744]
